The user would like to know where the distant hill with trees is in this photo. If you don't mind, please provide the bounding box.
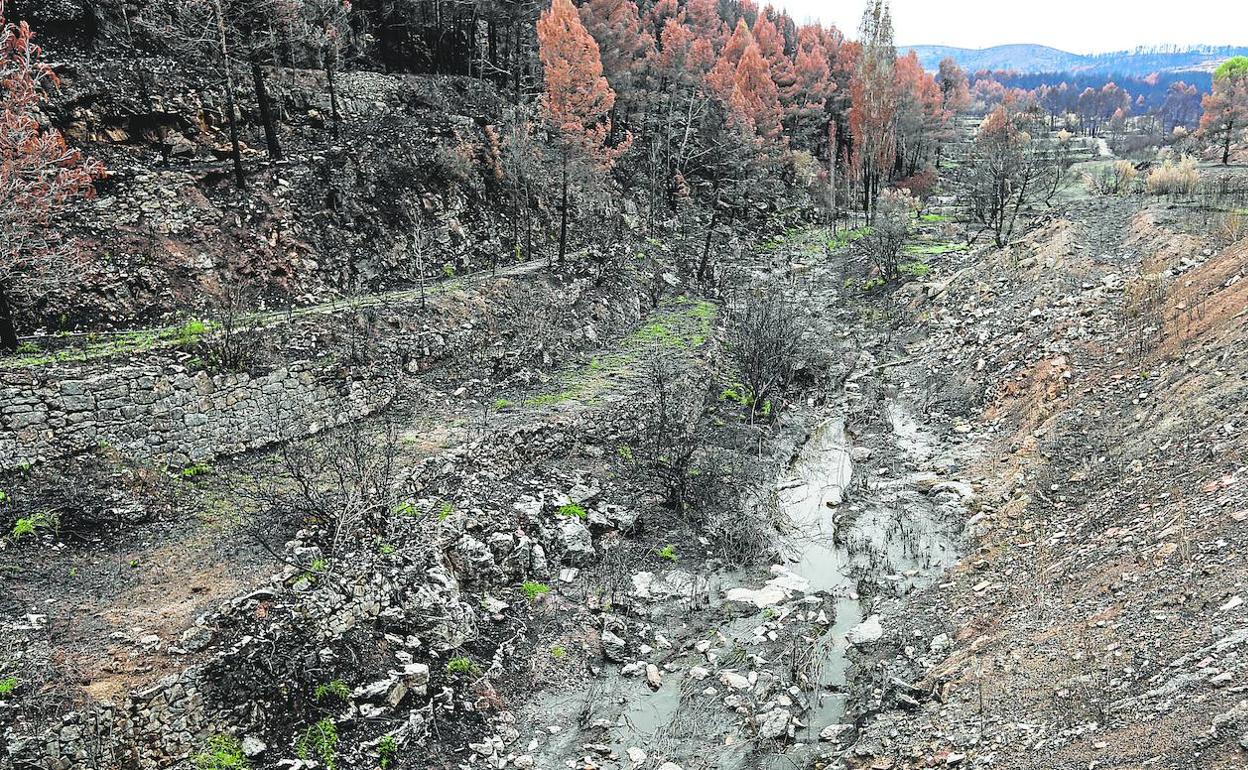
[906,44,1248,77]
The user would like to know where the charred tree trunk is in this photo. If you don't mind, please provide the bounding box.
[251,60,282,161]
[326,60,342,138]
[211,0,245,189]
[0,282,18,353]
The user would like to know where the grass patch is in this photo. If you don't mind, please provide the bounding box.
[314,679,351,702]
[179,462,212,480]
[192,734,249,770]
[521,581,551,601]
[903,241,963,256]
[828,226,871,250]
[522,390,577,408]
[919,213,950,223]
[11,512,56,540]
[899,261,932,278]
[296,719,339,770]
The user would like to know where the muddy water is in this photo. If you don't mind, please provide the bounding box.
[519,399,965,769]
[773,409,963,748]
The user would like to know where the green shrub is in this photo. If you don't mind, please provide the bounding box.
[656,544,678,562]
[558,503,587,520]
[378,735,399,769]
[0,676,17,696]
[521,581,550,601]
[296,719,339,770]
[192,734,249,770]
[314,679,351,702]
[12,512,56,540]
[446,656,474,675]
[174,319,210,347]
[180,462,212,480]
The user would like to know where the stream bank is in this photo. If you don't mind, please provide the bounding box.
[505,260,980,770]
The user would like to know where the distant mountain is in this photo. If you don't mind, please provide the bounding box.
[904,44,1248,77]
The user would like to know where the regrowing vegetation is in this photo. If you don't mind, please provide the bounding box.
[1,1,1247,769]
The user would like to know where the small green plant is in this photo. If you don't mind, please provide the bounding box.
[919,213,949,223]
[617,444,634,463]
[441,263,456,278]
[192,734,249,770]
[436,501,454,521]
[521,581,550,601]
[861,276,887,292]
[0,676,17,696]
[174,319,209,347]
[180,462,212,480]
[493,398,514,410]
[523,390,576,407]
[378,735,399,769]
[378,542,396,556]
[314,679,351,702]
[828,226,871,250]
[550,644,567,659]
[898,261,931,278]
[720,385,755,408]
[11,512,56,540]
[0,490,8,505]
[558,503,587,520]
[393,501,417,517]
[446,656,474,675]
[656,544,678,562]
[14,342,40,355]
[296,719,339,770]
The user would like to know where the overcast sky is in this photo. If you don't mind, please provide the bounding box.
[775,0,1248,54]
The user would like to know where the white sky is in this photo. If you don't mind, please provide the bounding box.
[775,0,1248,54]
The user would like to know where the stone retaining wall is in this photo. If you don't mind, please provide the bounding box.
[0,361,382,472]
[0,275,644,473]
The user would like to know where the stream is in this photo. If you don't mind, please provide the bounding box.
[520,396,968,769]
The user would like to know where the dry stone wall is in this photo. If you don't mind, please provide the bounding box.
[0,275,645,474]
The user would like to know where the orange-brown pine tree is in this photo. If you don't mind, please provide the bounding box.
[0,6,102,351]
[537,0,625,262]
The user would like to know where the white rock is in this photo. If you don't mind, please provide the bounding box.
[720,671,752,690]
[645,663,662,689]
[626,747,647,765]
[846,616,884,645]
[818,723,853,742]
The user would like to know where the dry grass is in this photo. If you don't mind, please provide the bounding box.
[1145,155,1200,196]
